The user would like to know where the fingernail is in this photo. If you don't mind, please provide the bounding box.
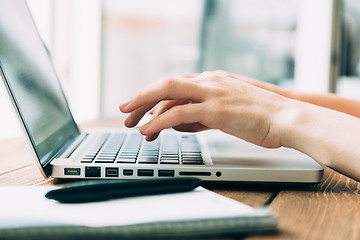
[124,117,131,127]
[119,100,131,111]
[140,123,151,134]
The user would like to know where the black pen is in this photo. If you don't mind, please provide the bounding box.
[45,177,202,203]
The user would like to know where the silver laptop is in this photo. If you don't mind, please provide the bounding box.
[0,0,323,183]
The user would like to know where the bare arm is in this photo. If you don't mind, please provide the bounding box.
[120,71,360,181]
[285,91,360,118]
[275,99,360,180]
[216,70,360,118]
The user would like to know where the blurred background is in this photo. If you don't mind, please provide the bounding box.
[1,0,360,140]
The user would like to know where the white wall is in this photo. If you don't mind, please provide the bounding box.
[100,0,203,117]
[294,0,335,93]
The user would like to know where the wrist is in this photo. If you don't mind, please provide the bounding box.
[273,99,342,167]
[272,98,310,149]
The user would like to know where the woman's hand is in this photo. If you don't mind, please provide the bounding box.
[119,70,360,181]
[119,71,292,148]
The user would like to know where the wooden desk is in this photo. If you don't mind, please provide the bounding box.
[1,118,359,239]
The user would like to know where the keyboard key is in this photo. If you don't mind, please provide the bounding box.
[80,132,204,167]
[138,156,158,164]
[182,160,204,165]
[182,156,202,159]
[120,151,139,155]
[96,157,115,160]
[97,154,117,158]
[117,158,136,163]
[182,155,202,159]
[95,159,115,163]
[161,155,179,158]
[160,159,179,164]
[118,154,138,158]
[81,159,93,163]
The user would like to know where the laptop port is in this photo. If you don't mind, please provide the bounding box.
[123,169,133,176]
[64,168,80,176]
[85,167,101,177]
[179,171,211,176]
[158,170,174,177]
[138,169,154,176]
[106,167,118,177]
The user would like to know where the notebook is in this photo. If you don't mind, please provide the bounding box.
[0,186,277,239]
[0,0,323,183]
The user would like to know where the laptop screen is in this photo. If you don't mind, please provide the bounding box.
[0,0,79,165]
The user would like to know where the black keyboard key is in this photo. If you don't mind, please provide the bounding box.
[117,158,136,163]
[138,156,158,164]
[120,151,139,155]
[95,159,115,163]
[81,159,93,163]
[118,154,138,158]
[161,156,179,159]
[101,153,117,157]
[96,157,115,161]
[182,160,204,165]
[182,155,202,159]
[182,156,203,160]
[160,159,179,164]
[84,153,96,157]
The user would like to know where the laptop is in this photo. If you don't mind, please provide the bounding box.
[0,0,323,183]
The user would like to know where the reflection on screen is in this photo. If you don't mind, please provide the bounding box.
[0,0,79,164]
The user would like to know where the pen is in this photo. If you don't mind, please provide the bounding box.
[45,177,203,203]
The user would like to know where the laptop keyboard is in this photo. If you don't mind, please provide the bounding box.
[80,133,204,165]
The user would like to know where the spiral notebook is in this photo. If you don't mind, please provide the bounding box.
[0,186,277,239]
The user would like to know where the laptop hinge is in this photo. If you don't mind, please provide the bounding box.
[54,133,88,159]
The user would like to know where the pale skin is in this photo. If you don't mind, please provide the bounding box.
[119,70,360,182]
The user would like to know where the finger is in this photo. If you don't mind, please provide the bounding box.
[120,78,206,113]
[144,132,160,141]
[124,102,157,128]
[173,123,208,132]
[180,73,200,78]
[125,100,190,128]
[149,102,166,115]
[143,123,207,142]
[152,100,191,117]
[214,70,238,78]
[214,70,260,86]
[150,101,172,117]
[139,103,204,135]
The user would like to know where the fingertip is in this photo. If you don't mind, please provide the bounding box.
[139,124,150,135]
[145,135,154,141]
[145,132,160,142]
[123,117,132,128]
[125,118,141,129]
[119,100,131,112]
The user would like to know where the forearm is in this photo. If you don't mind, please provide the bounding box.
[277,99,360,181]
[218,71,360,118]
[283,90,360,118]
